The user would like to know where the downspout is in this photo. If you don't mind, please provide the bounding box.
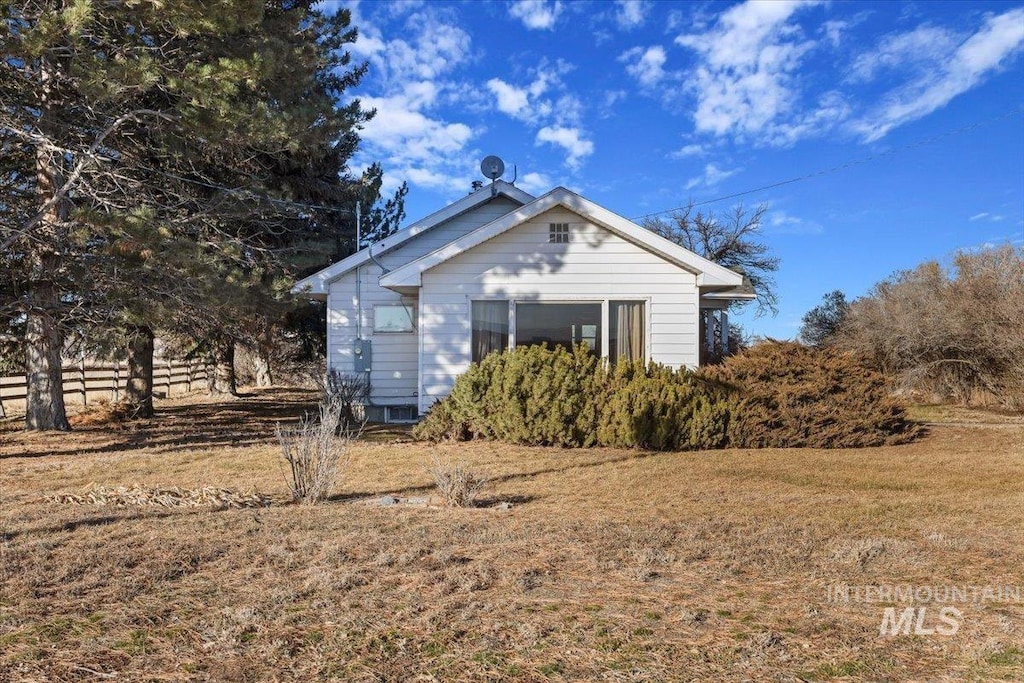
[355,202,361,340]
[368,241,389,274]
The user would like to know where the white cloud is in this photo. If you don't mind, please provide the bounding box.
[669,143,706,159]
[508,0,563,30]
[517,171,554,194]
[684,163,740,190]
[619,45,667,87]
[487,62,592,170]
[848,25,958,83]
[380,20,472,83]
[485,65,566,123]
[854,8,1024,141]
[675,0,832,144]
[536,126,594,170]
[361,95,474,161]
[384,0,425,17]
[969,212,1007,222]
[601,89,628,113]
[821,19,848,48]
[769,210,824,235]
[344,4,479,194]
[487,78,531,119]
[614,0,650,29]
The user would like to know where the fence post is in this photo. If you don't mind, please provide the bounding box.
[112,362,120,402]
[165,358,172,397]
[80,356,87,407]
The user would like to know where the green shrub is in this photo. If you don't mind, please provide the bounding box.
[698,341,920,448]
[416,346,732,450]
[596,360,730,450]
[424,344,602,447]
[411,398,465,442]
[415,341,918,451]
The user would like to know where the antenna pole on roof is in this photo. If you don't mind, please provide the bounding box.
[356,201,361,250]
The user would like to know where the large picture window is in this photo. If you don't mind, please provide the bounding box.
[515,303,602,356]
[609,300,645,362]
[471,300,509,362]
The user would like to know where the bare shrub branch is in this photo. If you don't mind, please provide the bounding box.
[838,244,1024,408]
[276,400,361,504]
[426,456,488,508]
[321,370,370,429]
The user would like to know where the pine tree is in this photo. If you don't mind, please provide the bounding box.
[1,1,384,427]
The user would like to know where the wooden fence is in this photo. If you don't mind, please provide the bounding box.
[0,358,208,416]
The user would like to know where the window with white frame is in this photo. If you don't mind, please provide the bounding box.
[515,302,601,356]
[373,304,416,333]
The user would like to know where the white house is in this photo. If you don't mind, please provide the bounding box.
[295,180,754,421]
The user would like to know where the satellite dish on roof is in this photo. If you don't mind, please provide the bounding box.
[480,155,505,180]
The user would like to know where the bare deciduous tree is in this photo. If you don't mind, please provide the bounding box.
[643,203,779,316]
[838,244,1024,408]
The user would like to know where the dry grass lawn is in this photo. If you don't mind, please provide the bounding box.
[1,389,1022,682]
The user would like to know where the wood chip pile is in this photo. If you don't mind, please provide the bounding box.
[47,484,272,509]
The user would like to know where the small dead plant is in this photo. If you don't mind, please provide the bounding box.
[426,456,488,507]
[322,369,370,429]
[276,398,361,504]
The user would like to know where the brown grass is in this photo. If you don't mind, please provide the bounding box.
[1,389,1023,682]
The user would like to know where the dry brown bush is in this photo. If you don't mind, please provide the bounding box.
[838,244,1024,409]
[699,341,920,448]
[425,456,488,507]
[276,399,358,504]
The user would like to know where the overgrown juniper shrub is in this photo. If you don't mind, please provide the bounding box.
[699,341,920,448]
[442,344,602,446]
[414,342,918,450]
[597,361,731,450]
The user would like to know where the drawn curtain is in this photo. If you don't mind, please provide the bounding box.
[611,301,645,362]
[471,300,508,362]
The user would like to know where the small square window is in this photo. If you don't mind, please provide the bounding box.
[549,223,570,243]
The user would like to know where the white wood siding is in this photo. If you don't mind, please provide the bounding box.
[418,208,700,413]
[378,196,522,270]
[326,196,523,405]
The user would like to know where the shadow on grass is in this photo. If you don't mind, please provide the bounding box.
[1,509,184,541]
[329,449,667,505]
[0,388,320,460]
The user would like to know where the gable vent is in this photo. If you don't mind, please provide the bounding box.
[549,222,570,243]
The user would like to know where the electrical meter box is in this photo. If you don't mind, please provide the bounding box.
[353,339,372,374]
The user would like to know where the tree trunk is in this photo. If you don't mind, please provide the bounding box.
[210,338,237,395]
[253,323,274,388]
[125,326,155,418]
[25,56,71,431]
[253,352,272,388]
[24,276,70,431]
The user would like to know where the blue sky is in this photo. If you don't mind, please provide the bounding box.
[337,0,1024,338]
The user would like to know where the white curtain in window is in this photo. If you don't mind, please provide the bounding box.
[472,301,508,362]
[613,301,645,362]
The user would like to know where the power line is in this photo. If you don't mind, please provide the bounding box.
[631,108,1023,222]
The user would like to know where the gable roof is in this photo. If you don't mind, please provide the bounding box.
[293,180,535,295]
[378,187,746,291]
